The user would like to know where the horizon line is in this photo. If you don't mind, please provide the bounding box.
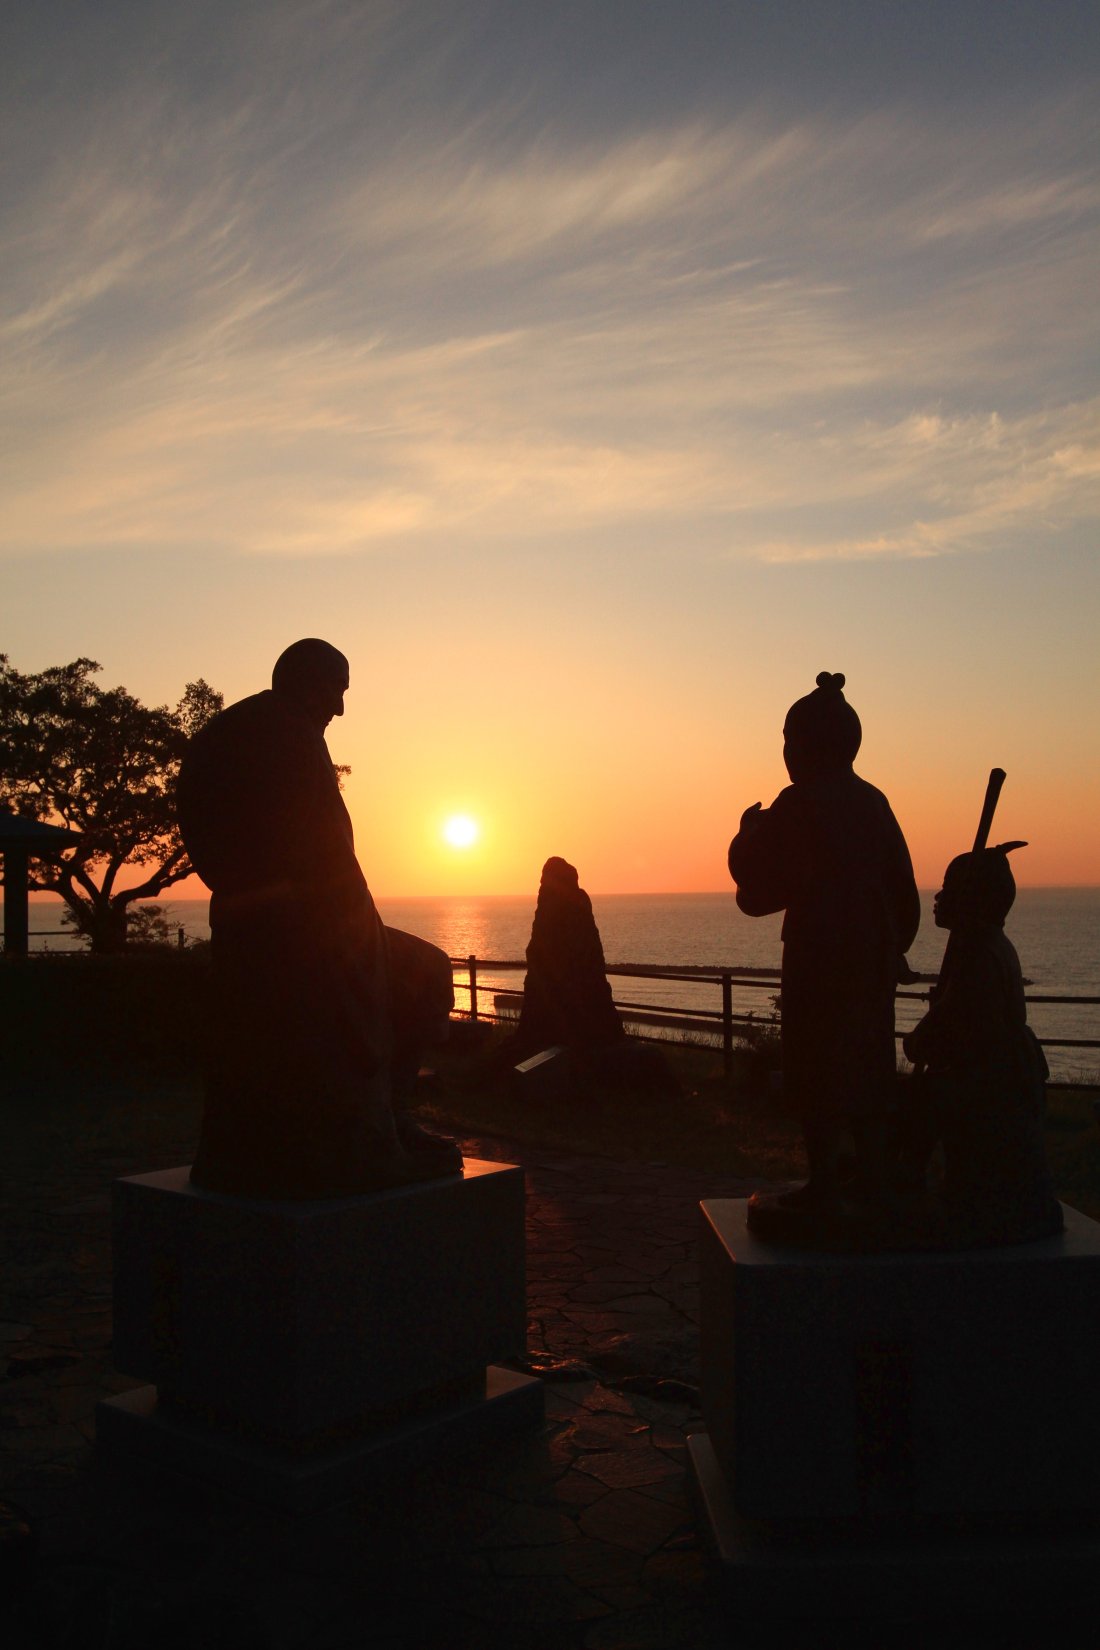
[29,884,1100,902]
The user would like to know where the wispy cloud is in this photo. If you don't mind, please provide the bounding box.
[737,401,1100,561]
[1,3,1097,565]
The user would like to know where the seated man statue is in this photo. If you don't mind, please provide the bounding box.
[177,638,460,1199]
[899,843,1063,1246]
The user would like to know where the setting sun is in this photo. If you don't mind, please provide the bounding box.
[442,814,479,850]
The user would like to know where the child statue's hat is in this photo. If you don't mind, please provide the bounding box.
[943,841,1027,925]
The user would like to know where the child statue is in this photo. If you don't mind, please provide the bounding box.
[728,672,920,1239]
[900,843,1063,1245]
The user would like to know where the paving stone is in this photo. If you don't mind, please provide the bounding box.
[643,1548,708,1594]
[543,1384,590,1416]
[582,1606,676,1648]
[583,1267,652,1285]
[633,1474,690,1511]
[612,1386,698,1420]
[44,1360,99,1388]
[660,1528,700,1551]
[637,1276,694,1303]
[561,1310,670,1335]
[457,1570,611,1626]
[559,1537,642,1589]
[4,1346,81,1376]
[655,1259,698,1285]
[487,1502,581,1548]
[551,1471,610,1510]
[585,1580,656,1613]
[30,1321,79,1347]
[567,1283,656,1304]
[578,1490,686,1555]
[580,1387,636,1417]
[649,1423,689,1454]
[439,1426,559,1491]
[490,1534,636,1591]
[48,1384,98,1424]
[560,1412,651,1452]
[1,1091,774,1650]
[575,1448,681,1491]
[0,1399,48,1427]
[514,1351,595,1381]
[1,1422,87,1462]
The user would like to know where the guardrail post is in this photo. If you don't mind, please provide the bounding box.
[722,971,733,1079]
[467,953,478,1022]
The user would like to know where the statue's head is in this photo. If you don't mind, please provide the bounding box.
[934,843,1026,930]
[783,671,862,782]
[271,639,350,730]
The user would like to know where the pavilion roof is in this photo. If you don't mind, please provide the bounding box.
[0,810,81,848]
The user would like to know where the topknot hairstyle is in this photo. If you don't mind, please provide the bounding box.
[783,670,862,774]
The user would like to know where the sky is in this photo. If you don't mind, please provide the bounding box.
[4,0,1099,896]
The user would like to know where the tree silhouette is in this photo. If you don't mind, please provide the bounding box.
[0,656,222,952]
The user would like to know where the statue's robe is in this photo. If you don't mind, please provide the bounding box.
[178,689,401,1198]
[903,924,1062,1241]
[728,772,919,1125]
[517,880,624,1056]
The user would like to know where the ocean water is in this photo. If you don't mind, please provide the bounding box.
[29,887,1100,1080]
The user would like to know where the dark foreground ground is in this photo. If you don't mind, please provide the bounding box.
[2,1075,1096,1649]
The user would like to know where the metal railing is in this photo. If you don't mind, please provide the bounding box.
[449,954,1100,1080]
[21,925,190,953]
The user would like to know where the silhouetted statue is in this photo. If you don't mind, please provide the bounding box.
[728,672,920,1240]
[516,857,625,1058]
[177,638,460,1199]
[899,836,1063,1245]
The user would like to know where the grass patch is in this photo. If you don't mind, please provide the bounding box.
[2,970,1096,1217]
[1043,1085,1100,1222]
[423,1025,1100,1209]
[422,1027,804,1181]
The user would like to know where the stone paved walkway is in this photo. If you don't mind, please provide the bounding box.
[0,1091,1018,1649]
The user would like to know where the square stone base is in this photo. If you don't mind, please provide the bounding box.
[98,1366,543,1512]
[112,1159,526,1439]
[700,1199,1100,1523]
[688,1431,1100,1622]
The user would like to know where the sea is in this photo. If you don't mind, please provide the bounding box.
[28,888,1100,1081]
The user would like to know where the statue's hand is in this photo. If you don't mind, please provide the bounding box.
[738,801,764,835]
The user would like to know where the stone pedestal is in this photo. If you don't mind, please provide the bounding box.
[689,1198,1100,1617]
[97,1160,543,1509]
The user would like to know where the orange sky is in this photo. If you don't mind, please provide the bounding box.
[7,2,1099,898]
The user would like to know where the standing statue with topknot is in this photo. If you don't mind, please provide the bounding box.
[728,672,920,1239]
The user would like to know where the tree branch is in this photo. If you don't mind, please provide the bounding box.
[115,849,192,907]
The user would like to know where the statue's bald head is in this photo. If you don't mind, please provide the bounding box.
[271,639,350,729]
